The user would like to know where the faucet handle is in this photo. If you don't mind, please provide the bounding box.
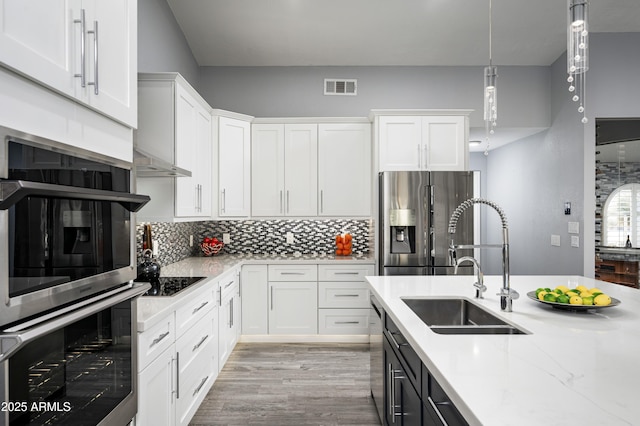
[497,288,519,300]
[473,281,487,299]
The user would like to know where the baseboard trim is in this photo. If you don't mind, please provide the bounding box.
[239,334,370,344]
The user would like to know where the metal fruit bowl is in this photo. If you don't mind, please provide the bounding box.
[526,291,621,312]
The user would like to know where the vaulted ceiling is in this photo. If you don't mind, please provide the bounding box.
[166,0,640,67]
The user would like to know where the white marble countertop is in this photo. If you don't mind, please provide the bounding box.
[366,275,640,426]
[137,253,375,331]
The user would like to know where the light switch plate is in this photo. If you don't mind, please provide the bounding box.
[571,235,580,247]
[223,233,231,244]
[551,235,561,247]
[568,222,580,234]
[286,232,295,244]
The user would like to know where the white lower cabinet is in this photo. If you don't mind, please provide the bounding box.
[175,310,218,426]
[241,263,375,338]
[241,265,268,335]
[267,264,318,335]
[269,281,318,334]
[136,280,220,426]
[137,343,175,426]
[317,264,374,335]
[218,268,240,369]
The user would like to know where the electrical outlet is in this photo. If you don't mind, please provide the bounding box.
[189,235,194,247]
[223,233,231,244]
[153,242,159,257]
[286,232,295,244]
[551,235,561,247]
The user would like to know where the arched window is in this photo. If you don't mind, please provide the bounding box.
[603,183,640,247]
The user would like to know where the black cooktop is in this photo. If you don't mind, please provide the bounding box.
[142,276,206,297]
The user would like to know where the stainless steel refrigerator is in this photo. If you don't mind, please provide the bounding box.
[378,170,478,275]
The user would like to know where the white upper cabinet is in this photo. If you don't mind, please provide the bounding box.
[251,123,317,217]
[136,73,213,222]
[175,84,212,217]
[0,0,136,127]
[250,124,285,216]
[377,116,423,170]
[375,111,470,172]
[318,123,371,216]
[422,115,467,170]
[217,114,251,217]
[284,124,318,216]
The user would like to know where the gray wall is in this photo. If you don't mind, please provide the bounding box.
[198,65,550,130]
[138,0,200,87]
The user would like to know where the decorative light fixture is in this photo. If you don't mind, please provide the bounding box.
[483,0,497,156]
[567,0,589,124]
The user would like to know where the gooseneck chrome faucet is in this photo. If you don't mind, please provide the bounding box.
[448,198,519,312]
[454,256,487,299]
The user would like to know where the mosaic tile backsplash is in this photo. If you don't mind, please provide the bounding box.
[136,219,373,267]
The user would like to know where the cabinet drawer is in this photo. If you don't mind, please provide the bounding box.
[175,287,215,336]
[138,314,175,372]
[176,339,216,426]
[176,310,215,376]
[268,264,317,281]
[318,281,370,308]
[318,264,375,281]
[219,271,238,299]
[318,309,370,334]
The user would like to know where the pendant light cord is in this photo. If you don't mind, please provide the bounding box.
[489,0,493,67]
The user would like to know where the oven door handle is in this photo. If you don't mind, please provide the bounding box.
[0,180,150,212]
[0,284,149,363]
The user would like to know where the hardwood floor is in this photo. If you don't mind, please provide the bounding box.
[189,343,381,426]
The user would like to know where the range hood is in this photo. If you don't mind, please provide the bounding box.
[133,147,191,177]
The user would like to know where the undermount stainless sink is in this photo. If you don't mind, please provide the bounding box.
[402,297,529,335]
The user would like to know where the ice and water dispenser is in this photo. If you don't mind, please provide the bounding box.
[388,209,416,254]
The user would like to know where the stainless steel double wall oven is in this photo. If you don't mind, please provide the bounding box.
[0,128,150,426]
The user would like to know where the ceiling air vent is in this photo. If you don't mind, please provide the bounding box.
[324,79,357,96]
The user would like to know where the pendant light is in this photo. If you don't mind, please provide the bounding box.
[483,0,497,156]
[567,0,589,124]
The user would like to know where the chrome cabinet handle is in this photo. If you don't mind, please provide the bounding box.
[150,331,170,348]
[73,9,86,87]
[175,352,180,399]
[224,280,234,289]
[270,286,273,310]
[280,190,283,214]
[334,271,360,275]
[417,144,421,168]
[320,190,323,213]
[286,190,290,213]
[229,297,233,328]
[335,321,359,324]
[87,20,99,95]
[221,189,226,213]
[193,376,209,397]
[171,355,177,398]
[388,363,395,423]
[334,294,359,297]
[192,301,209,315]
[428,396,450,426]
[280,271,305,275]
[192,335,209,352]
[384,330,408,350]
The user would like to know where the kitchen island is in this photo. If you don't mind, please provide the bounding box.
[367,275,640,426]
